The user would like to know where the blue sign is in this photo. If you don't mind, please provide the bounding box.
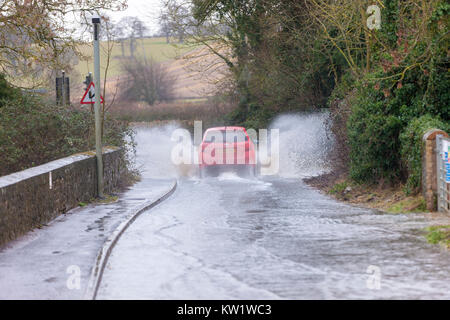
[446,151,450,183]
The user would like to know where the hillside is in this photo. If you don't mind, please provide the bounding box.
[75,37,196,78]
[73,37,226,102]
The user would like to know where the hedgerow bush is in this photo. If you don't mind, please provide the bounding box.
[0,74,20,106]
[0,93,135,178]
[346,1,449,187]
[223,100,277,130]
[400,115,450,195]
[347,83,404,184]
[347,67,449,188]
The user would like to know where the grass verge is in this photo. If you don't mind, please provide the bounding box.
[424,225,450,249]
[305,172,428,214]
[78,194,119,208]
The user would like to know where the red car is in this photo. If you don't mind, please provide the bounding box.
[198,126,256,177]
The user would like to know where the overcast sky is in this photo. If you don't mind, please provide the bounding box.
[108,0,163,35]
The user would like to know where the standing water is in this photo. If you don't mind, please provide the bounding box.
[131,112,334,180]
[97,115,450,299]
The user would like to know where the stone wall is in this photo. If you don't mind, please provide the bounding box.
[0,148,124,247]
[422,130,449,211]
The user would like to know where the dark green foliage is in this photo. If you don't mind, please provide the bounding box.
[380,0,399,46]
[347,85,404,183]
[347,57,449,187]
[224,101,276,130]
[346,0,449,188]
[191,0,449,190]
[192,0,342,129]
[400,115,449,194]
[0,74,20,106]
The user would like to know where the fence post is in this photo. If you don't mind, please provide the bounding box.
[436,135,443,212]
[422,129,449,211]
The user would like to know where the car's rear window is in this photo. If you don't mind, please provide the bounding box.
[204,130,247,143]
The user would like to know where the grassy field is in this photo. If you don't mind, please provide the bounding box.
[75,37,197,79]
[71,36,227,103]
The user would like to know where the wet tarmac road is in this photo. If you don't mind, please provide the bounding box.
[3,116,448,300]
[97,174,450,299]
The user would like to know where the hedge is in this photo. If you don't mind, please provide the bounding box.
[400,114,450,194]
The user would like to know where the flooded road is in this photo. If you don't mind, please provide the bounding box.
[97,176,450,299]
[97,116,450,299]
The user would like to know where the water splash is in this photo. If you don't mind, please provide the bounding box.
[132,122,184,179]
[269,112,333,178]
[131,112,334,180]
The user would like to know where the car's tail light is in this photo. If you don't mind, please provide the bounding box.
[201,143,209,152]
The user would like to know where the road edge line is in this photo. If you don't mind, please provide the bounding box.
[84,180,178,300]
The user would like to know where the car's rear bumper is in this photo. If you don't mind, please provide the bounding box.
[199,164,255,177]
[199,164,255,168]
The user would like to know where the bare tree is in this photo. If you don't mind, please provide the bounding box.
[112,19,127,57]
[0,0,127,88]
[160,0,195,44]
[159,12,172,43]
[157,0,244,101]
[132,18,149,61]
[121,57,176,105]
[115,16,149,58]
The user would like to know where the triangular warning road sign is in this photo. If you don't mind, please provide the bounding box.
[80,82,104,105]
